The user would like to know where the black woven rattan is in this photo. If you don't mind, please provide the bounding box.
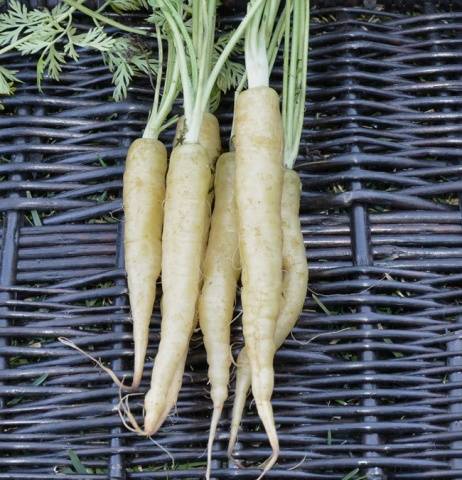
[3,1,462,479]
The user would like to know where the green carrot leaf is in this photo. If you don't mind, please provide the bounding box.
[0,66,20,95]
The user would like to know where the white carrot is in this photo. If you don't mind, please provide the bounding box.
[151,113,222,433]
[198,153,240,479]
[227,168,308,456]
[232,1,285,474]
[235,86,283,475]
[144,141,211,434]
[228,0,309,468]
[124,23,180,389]
[123,139,167,389]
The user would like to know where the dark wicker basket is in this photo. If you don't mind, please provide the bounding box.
[2,1,462,479]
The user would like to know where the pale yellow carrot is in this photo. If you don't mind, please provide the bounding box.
[235,86,284,471]
[149,115,222,433]
[228,168,307,456]
[144,111,222,434]
[198,153,240,479]
[123,138,167,389]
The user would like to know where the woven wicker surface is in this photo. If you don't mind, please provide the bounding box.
[2,1,462,479]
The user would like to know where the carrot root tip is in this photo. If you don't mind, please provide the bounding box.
[254,401,279,478]
[206,405,223,480]
[227,425,239,459]
[256,448,279,480]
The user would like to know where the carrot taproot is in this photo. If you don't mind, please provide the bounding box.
[227,1,287,474]
[198,152,240,479]
[123,138,167,389]
[143,142,211,435]
[227,167,307,456]
[228,0,309,473]
[234,85,284,474]
[148,114,222,433]
[122,15,180,390]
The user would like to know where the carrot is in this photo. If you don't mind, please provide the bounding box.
[123,139,167,389]
[149,114,222,433]
[227,168,307,456]
[230,1,287,474]
[235,85,283,474]
[144,142,211,434]
[123,19,180,389]
[198,153,240,479]
[228,1,309,470]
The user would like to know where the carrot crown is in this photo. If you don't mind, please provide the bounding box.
[243,0,282,89]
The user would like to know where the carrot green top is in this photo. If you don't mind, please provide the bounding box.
[282,0,309,169]
[244,0,281,89]
[142,12,181,140]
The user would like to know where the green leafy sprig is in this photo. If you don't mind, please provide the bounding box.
[0,0,252,108]
[209,32,245,112]
[0,0,157,100]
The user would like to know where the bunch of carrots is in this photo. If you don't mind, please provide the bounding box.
[61,0,309,477]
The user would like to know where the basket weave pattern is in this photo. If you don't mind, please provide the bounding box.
[2,2,462,479]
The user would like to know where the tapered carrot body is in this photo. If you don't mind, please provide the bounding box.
[228,168,308,456]
[148,115,222,433]
[234,86,284,470]
[143,142,210,435]
[148,342,188,434]
[201,153,239,408]
[123,138,167,389]
[199,153,240,479]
